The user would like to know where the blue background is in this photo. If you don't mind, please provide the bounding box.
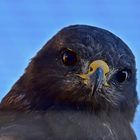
[0,0,140,138]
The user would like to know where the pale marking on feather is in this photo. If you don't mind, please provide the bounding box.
[81,60,89,74]
[102,123,118,140]
[14,94,25,102]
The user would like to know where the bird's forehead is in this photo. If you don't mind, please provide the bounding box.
[56,26,135,69]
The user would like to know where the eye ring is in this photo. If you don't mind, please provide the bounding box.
[61,48,77,66]
[114,69,131,83]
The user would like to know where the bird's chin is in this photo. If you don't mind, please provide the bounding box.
[78,86,111,110]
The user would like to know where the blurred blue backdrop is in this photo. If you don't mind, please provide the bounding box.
[0,0,140,138]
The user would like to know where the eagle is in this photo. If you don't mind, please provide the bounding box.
[0,25,138,140]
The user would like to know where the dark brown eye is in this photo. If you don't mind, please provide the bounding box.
[114,69,131,83]
[62,49,77,66]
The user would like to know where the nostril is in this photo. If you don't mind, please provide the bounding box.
[89,67,93,72]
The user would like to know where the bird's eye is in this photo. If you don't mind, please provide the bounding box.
[114,69,131,83]
[62,49,77,66]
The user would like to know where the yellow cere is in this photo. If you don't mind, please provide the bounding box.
[89,60,109,75]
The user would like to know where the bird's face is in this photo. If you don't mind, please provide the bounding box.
[26,26,138,117]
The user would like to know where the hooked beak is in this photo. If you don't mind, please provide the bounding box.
[77,60,110,96]
[89,67,104,95]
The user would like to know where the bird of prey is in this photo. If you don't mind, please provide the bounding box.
[0,25,138,140]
